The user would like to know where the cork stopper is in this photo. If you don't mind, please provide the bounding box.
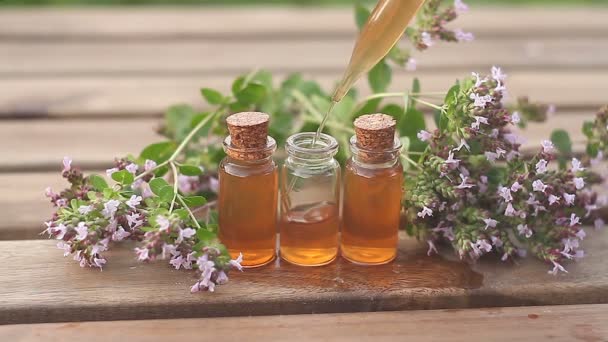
[225,112,271,160]
[354,114,396,150]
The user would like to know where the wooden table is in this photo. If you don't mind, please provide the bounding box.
[0,6,607,341]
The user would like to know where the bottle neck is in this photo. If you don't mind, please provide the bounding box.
[349,135,402,169]
[285,132,339,168]
[223,136,277,163]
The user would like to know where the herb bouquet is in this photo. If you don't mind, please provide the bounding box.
[43,0,607,292]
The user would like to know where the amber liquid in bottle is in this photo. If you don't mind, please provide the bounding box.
[342,161,403,264]
[280,201,339,266]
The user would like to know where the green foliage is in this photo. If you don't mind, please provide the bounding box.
[140,141,176,163]
[111,170,134,185]
[88,174,108,191]
[550,129,573,155]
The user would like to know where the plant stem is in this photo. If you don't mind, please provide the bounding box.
[169,162,179,213]
[401,153,424,171]
[412,98,445,111]
[177,195,203,230]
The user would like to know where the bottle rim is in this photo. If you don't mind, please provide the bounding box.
[349,135,402,155]
[223,136,277,159]
[285,132,339,156]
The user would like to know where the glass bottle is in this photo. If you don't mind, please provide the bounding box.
[218,112,278,268]
[280,132,341,266]
[341,115,403,265]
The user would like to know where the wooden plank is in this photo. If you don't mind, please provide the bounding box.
[1,71,605,118]
[0,233,606,324]
[1,304,607,341]
[0,8,606,40]
[4,39,608,75]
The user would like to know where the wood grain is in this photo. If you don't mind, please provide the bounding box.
[0,8,606,39]
[1,71,605,118]
[0,231,606,325]
[1,304,607,342]
[4,39,608,75]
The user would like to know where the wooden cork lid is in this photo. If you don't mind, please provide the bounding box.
[225,112,271,160]
[354,114,396,151]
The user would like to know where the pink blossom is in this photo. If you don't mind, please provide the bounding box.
[573,177,585,190]
[585,204,598,217]
[548,194,561,206]
[517,224,533,238]
[590,151,604,167]
[126,195,142,209]
[125,163,138,174]
[229,253,244,272]
[91,242,108,255]
[216,270,229,285]
[406,58,417,71]
[510,111,521,125]
[541,140,554,153]
[503,133,521,145]
[491,66,507,82]
[454,0,468,12]
[535,159,548,174]
[475,239,492,253]
[169,255,188,270]
[471,72,486,87]
[75,222,88,241]
[471,116,489,130]
[56,198,68,207]
[417,206,434,218]
[548,260,568,275]
[470,93,493,108]
[454,29,474,42]
[445,151,460,165]
[178,175,199,194]
[78,205,93,215]
[490,129,499,138]
[126,212,143,229]
[144,159,157,171]
[563,192,575,206]
[102,199,120,219]
[457,174,474,189]
[209,177,220,194]
[112,227,131,241]
[135,247,150,261]
[157,215,170,231]
[45,187,56,198]
[57,241,72,256]
[496,148,506,158]
[454,139,470,152]
[504,203,517,217]
[576,228,586,240]
[570,213,581,227]
[532,179,547,193]
[506,150,520,162]
[162,244,178,259]
[93,258,106,269]
[571,158,585,172]
[498,187,513,202]
[511,181,523,193]
[595,218,605,230]
[106,167,119,177]
[62,156,72,173]
[427,240,438,256]
[491,236,503,247]
[417,130,432,142]
[420,32,434,47]
[55,223,68,240]
[485,151,498,163]
[483,218,499,230]
[495,80,507,94]
[176,227,196,244]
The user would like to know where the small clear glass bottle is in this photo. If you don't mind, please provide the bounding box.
[279,132,341,266]
[341,114,403,265]
[218,112,278,268]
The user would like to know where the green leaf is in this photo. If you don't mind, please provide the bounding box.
[368,59,392,93]
[355,98,382,117]
[586,143,599,158]
[165,105,197,142]
[149,178,170,196]
[88,174,108,191]
[179,165,202,176]
[582,121,595,138]
[231,76,246,94]
[158,186,175,202]
[182,196,207,207]
[140,141,176,163]
[196,228,216,242]
[380,104,404,124]
[399,107,426,139]
[173,209,189,220]
[200,88,225,105]
[355,2,371,29]
[235,83,266,105]
[111,170,134,185]
[551,129,573,155]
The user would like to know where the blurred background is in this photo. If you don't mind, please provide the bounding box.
[0,0,607,240]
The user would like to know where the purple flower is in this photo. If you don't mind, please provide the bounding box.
[45,187,56,198]
[570,213,581,227]
[229,253,244,272]
[126,195,142,209]
[471,72,486,87]
[541,140,554,153]
[485,151,498,163]
[75,222,88,241]
[548,194,561,206]
[417,206,434,218]
[454,139,470,152]
[176,227,196,244]
[125,163,138,175]
[157,215,170,231]
[510,111,521,125]
[56,198,68,207]
[590,151,604,167]
[454,29,474,42]
[106,167,119,177]
[532,180,548,193]
[506,150,520,162]
[78,205,93,215]
[55,223,67,240]
[57,241,72,256]
[490,129,499,138]
[216,270,229,285]
[162,244,178,259]
[144,159,157,172]
[102,199,120,219]
[126,212,143,229]
[498,186,513,202]
[471,116,488,130]
[112,227,131,241]
[504,133,521,145]
[571,158,585,172]
[420,31,434,47]
[475,239,493,253]
[470,93,493,108]
[517,224,533,238]
[427,240,438,256]
[169,255,187,270]
[93,258,106,269]
[573,177,585,190]
[576,228,586,240]
[135,247,150,261]
[535,159,548,174]
[457,174,474,189]
[483,218,499,230]
[445,151,460,166]
[511,181,523,193]
[417,130,432,142]
[491,236,503,247]
[454,0,468,13]
[495,80,507,93]
[595,218,605,230]
[209,177,219,194]
[504,203,517,217]
[548,260,568,275]
[406,58,417,71]
[62,156,72,173]
[563,192,575,206]
[496,148,506,158]
[491,66,507,82]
